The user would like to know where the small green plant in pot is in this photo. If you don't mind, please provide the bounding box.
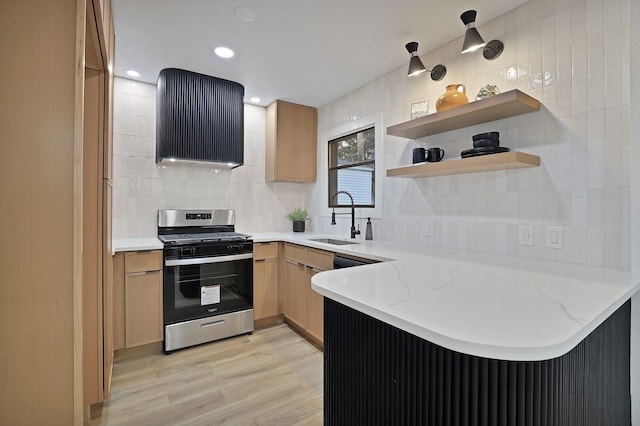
[286,208,309,232]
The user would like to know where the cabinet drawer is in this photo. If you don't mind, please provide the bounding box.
[254,242,278,260]
[284,243,306,264]
[125,250,162,273]
[307,248,333,271]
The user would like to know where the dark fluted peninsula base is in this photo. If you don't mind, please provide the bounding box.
[324,299,630,426]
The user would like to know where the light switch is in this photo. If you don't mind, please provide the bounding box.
[545,226,563,249]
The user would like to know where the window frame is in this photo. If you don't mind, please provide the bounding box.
[328,126,376,208]
[319,112,384,220]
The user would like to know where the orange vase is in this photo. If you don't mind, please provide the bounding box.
[435,84,469,112]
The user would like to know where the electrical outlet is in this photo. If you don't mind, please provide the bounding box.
[518,224,534,246]
[394,220,403,234]
[424,219,434,237]
[545,226,563,249]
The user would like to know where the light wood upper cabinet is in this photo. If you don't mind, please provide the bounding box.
[266,100,318,182]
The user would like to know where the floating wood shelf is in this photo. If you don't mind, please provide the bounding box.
[387,89,540,139]
[386,151,540,178]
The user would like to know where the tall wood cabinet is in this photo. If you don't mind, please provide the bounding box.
[83,0,116,409]
[2,0,114,424]
[265,100,318,182]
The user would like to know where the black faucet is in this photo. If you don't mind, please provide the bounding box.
[330,190,361,239]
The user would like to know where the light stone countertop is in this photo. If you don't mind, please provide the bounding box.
[250,232,638,362]
[113,238,163,253]
[114,232,639,361]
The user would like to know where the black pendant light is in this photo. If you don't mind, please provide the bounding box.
[405,42,447,81]
[460,10,504,60]
[460,10,486,53]
[406,42,426,76]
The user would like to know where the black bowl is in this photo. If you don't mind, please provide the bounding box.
[472,131,500,142]
[473,138,500,148]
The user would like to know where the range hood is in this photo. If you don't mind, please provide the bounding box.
[156,68,244,168]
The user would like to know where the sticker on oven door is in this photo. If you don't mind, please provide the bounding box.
[201,285,220,305]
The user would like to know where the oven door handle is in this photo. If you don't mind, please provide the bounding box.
[165,253,253,266]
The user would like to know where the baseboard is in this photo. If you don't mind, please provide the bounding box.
[284,317,324,351]
[254,314,285,330]
[114,341,163,361]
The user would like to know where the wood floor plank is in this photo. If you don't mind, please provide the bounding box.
[91,324,323,425]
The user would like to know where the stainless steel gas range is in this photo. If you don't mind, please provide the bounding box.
[158,209,253,353]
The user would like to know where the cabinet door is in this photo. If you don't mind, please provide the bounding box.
[266,100,317,182]
[306,267,324,343]
[284,259,307,330]
[295,104,317,182]
[254,258,279,320]
[275,101,299,181]
[125,271,163,347]
[112,253,125,350]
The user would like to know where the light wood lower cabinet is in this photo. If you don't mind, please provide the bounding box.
[253,242,280,320]
[125,270,163,347]
[114,250,163,350]
[283,243,333,346]
[284,259,308,330]
[306,267,324,342]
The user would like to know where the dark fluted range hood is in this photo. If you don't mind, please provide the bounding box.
[156,68,244,167]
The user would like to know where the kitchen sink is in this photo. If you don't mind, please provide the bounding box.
[308,238,360,246]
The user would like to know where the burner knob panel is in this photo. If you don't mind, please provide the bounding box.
[178,247,196,256]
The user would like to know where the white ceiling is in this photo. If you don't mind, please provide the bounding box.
[111,0,527,108]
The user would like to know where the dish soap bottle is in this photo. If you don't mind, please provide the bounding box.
[365,217,373,240]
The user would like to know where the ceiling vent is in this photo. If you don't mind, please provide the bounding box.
[156,68,244,168]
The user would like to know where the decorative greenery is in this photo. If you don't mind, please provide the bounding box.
[476,84,500,100]
[285,207,309,222]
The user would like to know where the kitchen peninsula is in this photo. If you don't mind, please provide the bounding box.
[306,237,637,425]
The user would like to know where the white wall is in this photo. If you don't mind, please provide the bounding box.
[310,0,630,271]
[112,78,309,237]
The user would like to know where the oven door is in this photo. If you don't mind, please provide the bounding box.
[163,252,253,325]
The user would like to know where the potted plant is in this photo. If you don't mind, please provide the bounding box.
[286,208,309,232]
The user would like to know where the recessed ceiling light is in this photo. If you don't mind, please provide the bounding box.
[250,97,261,103]
[126,69,141,77]
[214,47,234,58]
[234,7,256,22]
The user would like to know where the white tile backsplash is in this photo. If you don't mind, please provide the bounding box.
[308,0,629,269]
[112,78,308,238]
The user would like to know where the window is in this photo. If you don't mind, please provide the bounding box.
[328,127,375,208]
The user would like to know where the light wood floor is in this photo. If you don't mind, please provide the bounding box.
[91,324,323,425]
